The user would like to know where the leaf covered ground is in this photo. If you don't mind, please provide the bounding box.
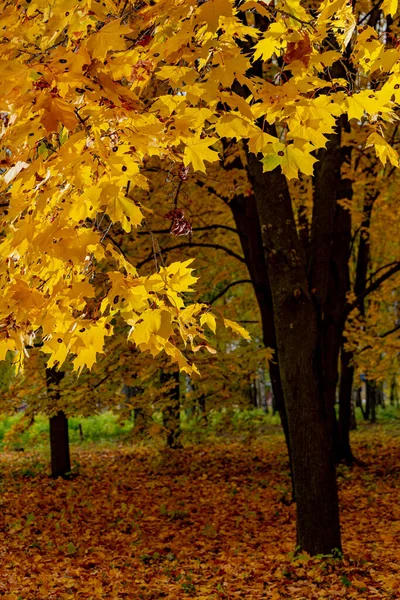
[0,424,399,599]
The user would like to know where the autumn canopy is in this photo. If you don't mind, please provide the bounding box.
[0,0,398,373]
[2,0,400,562]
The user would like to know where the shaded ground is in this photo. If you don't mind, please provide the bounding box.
[0,423,399,599]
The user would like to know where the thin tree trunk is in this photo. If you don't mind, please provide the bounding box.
[378,383,385,408]
[338,189,377,442]
[390,377,397,406]
[46,368,70,478]
[350,391,357,431]
[337,349,355,463]
[163,369,182,449]
[134,408,149,436]
[229,191,293,491]
[368,382,377,423]
[49,411,71,478]
[246,154,341,555]
[197,394,208,425]
[365,383,371,421]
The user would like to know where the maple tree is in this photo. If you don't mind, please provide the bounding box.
[2,0,400,555]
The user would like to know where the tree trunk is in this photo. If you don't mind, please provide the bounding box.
[377,383,385,408]
[365,383,371,421]
[134,408,149,436]
[350,391,357,431]
[197,394,208,425]
[230,191,293,491]
[390,377,397,406]
[49,411,71,478]
[339,188,377,417]
[308,122,353,462]
[337,348,355,463]
[163,370,182,449]
[46,368,70,478]
[322,185,352,455]
[368,382,377,423]
[247,155,341,554]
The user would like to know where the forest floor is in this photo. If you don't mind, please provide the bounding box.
[0,418,399,599]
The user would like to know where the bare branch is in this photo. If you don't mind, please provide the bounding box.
[208,279,252,305]
[366,261,400,285]
[136,242,245,270]
[358,1,383,25]
[137,224,242,237]
[345,262,400,316]
[359,323,400,354]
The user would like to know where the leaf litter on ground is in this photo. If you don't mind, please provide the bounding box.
[0,425,399,599]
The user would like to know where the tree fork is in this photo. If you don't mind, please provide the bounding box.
[246,153,341,554]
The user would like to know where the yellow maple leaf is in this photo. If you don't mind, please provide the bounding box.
[382,0,398,16]
[86,19,132,61]
[253,22,287,62]
[71,319,113,373]
[183,137,220,173]
[156,65,196,85]
[224,318,251,340]
[200,312,216,335]
[365,132,399,167]
[262,145,317,180]
[0,339,17,362]
[106,194,144,233]
[283,0,311,22]
[129,309,173,353]
[163,259,198,293]
[195,0,234,33]
[39,96,78,132]
[214,115,252,140]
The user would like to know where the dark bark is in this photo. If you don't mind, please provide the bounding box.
[197,394,208,425]
[350,391,357,431]
[338,191,377,446]
[367,382,377,423]
[378,383,385,408]
[326,194,354,462]
[230,191,293,493]
[309,124,356,468]
[309,130,342,313]
[134,408,149,436]
[322,189,352,459]
[246,154,341,554]
[338,349,356,463]
[390,377,398,406]
[49,411,71,478]
[163,370,182,449]
[365,383,371,421]
[46,368,70,478]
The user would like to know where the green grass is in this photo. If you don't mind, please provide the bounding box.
[1,404,399,451]
[0,412,135,451]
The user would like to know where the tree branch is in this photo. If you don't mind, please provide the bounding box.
[380,323,400,339]
[366,261,400,285]
[136,242,245,270]
[137,224,242,237]
[345,262,400,316]
[194,179,230,204]
[358,323,400,354]
[358,1,383,25]
[208,279,252,305]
